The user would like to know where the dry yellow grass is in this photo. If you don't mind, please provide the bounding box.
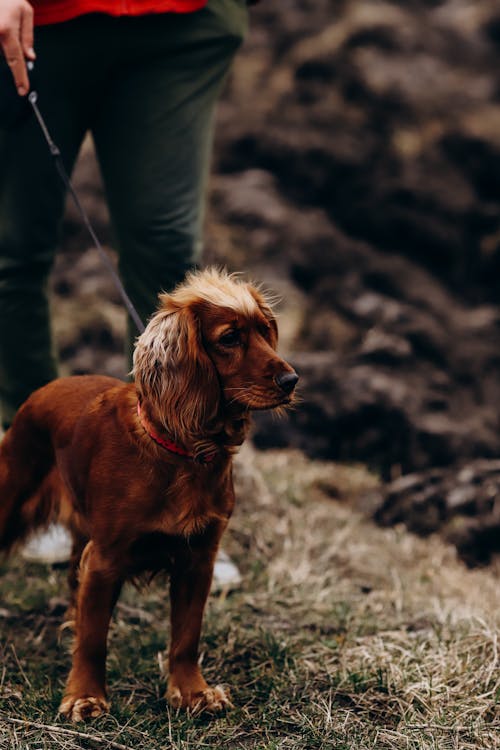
[230,447,500,749]
[0,445,498,749]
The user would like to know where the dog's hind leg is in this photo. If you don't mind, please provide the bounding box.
[0,409,56,555]
[61,530,89,630]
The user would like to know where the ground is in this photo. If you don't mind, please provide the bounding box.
[3,4,500,747]
[0,447,498,749]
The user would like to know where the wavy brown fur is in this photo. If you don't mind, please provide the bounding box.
[0,267,298,720]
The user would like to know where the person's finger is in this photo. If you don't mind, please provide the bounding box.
[20,3,35,60]
[2,33,29,94]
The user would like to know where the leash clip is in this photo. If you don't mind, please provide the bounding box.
[28,90,61,157]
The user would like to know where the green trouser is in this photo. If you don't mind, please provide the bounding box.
[0,0,247,430]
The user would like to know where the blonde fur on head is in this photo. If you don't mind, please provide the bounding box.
[164,267,278,327]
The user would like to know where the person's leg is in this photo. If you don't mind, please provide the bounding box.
[0,16,120,562]
[0,20,94,429]
[91,0,248,354]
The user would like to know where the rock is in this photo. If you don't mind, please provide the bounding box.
[359,329,413,364]
[451,518,500,567]
[373,459,500,565]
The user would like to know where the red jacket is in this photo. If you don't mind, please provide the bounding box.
[32,0,208,26]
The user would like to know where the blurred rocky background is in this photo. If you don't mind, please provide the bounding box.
[53,0,500,565]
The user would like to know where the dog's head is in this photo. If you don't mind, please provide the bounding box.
[133,268,298,448]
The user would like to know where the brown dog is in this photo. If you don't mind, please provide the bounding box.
[0,268,298,721]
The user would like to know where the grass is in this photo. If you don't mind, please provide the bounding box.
[0,446,499,749]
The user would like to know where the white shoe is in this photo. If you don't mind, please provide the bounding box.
[212,549,242,592]
[20,523,242,590]
[21,524,73,564]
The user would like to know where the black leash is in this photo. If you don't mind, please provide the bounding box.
[27,88,146,335]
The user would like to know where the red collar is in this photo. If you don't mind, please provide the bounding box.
[137,402,193,458]
[137,402,216,463]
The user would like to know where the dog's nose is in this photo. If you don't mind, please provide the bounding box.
[275,371,299,394]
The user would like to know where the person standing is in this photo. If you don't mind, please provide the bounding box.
[0,0,249,571]
[0,0,248,430]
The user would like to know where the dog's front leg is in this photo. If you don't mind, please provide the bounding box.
[167,537,232,713]
[59,541,122,722]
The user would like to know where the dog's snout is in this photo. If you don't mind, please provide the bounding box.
[275,371,299,395]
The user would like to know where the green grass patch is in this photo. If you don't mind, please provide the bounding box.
[1,449,499,749]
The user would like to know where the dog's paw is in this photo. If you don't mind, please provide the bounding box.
[191,685,233,714]
[167,684,233,713]
[59,695,109,722]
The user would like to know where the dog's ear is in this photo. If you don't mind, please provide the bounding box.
[133,298,220,444]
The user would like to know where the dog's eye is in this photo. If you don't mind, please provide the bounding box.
[258,323,272,340]
[219,330,240,347]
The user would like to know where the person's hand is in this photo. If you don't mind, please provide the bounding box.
[0,0,35,96]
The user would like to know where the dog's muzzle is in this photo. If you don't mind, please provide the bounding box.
[275,371,299,395]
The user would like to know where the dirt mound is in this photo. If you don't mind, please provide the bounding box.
[203,2,500,485]
[52,1,500,564]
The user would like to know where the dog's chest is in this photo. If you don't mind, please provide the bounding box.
[152,466,234,538]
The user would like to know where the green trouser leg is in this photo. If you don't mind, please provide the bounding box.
[91,0,248,353]
[0,25,90,430]
[0,0,248,430]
